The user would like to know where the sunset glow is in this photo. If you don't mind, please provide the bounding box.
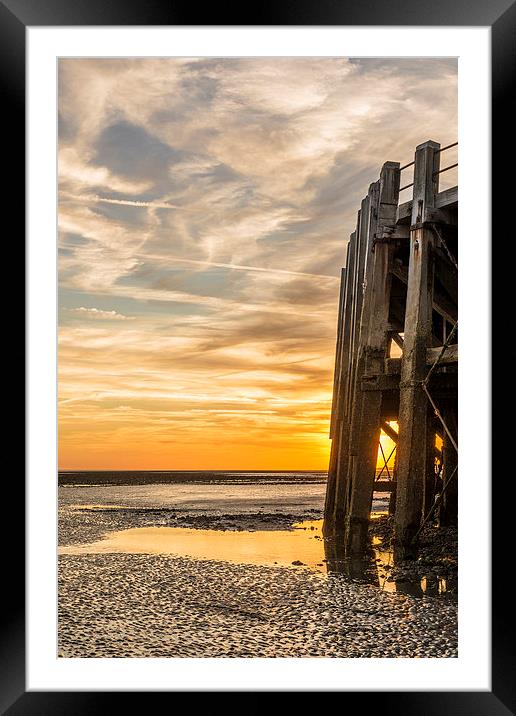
[58,58,457,470]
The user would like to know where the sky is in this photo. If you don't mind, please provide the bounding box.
[58,57,457,470]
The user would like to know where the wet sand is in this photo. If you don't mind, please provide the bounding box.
[58,485,457,658]
[59,553,457,658]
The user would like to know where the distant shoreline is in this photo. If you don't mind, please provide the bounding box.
[58,469,329,486]
[58,469,328,473]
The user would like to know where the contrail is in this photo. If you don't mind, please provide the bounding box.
[64,193,177,210]
[93,196,177,209]
[142,254,340,282]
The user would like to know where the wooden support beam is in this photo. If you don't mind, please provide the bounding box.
[324,224,360,535]
[373,481,395,493]
[382,419,441,467]
[396,185,457,224]
[435,185,458,209]
[434,252,458,305]
[362,369,457,395]
[394,139,440,559]
[390,264,457,324]
[381,420,398,443]
[337,234,357,421]
[329,266,347,440]
[348,186,378,457]
[347,196,371,415]
[328,204,372,532]
[325,266,348,526]
[396,200,412,224]
[426,343,458,365]
[389,446,399,515]
[345,182,382,551]
[390,331,404,350]
[344,163,401,553]
[387,345,458,373]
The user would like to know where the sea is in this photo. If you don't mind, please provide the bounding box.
[58,470,389,516]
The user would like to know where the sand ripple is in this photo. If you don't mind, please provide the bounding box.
[58,554,457,658]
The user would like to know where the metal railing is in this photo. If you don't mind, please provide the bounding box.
[399,140,457,194]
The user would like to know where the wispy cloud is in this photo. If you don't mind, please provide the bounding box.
[66,307,134,320]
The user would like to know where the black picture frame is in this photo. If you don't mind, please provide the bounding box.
[4,0,509,710]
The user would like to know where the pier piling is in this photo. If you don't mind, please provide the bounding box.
[324,140,458,558]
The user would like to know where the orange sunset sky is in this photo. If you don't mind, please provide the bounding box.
[58,58,457,470]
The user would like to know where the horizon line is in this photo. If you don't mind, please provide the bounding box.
[58,467,330,473]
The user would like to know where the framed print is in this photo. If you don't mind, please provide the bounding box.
[3,0,510,710]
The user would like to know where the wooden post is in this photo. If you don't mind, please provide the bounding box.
[394,140,440,559]
[324,233,357,535]
[344,163,400,553]
[347,199,370,421]
[324,265,347,524]
[329,265,348,442]
[389,446,398,515]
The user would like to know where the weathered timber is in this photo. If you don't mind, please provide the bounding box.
[385,344,458,374]
[324,138,457,558]
[381,420,398,443]
[394,140,440,559]
[427,343,458,364]
[382,416,442,464]
[338,235,357,422]
[324,266,348,522]
[327,233,357,532]
[396,186,457,223]
[344,165,401,552]
[435,185,458,209]
[329,266,348,440]
[373,481,395,492]
[390,264,457,324]
[344,182,383,549]
[390,331,404,350]
[362,369,457,395]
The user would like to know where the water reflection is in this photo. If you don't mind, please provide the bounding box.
[421,575,448,596]
[60,518,449,597]
[322,531,451,598]
[323,536,379,586]
[60,521,328,572]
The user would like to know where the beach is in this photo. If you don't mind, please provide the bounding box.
[58,472,458,658]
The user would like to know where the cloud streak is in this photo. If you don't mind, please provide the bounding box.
[66,193,178,210]
[141,254,340,281]
[66,307,134,320]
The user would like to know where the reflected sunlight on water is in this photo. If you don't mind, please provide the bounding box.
[60,520,329,572]
[60,518,447,596]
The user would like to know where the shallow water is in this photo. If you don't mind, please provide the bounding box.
[60,520,328,570]
[59,481,390,515]
[59,518,448,598]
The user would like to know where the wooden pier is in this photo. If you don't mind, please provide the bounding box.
[323,140,458,559]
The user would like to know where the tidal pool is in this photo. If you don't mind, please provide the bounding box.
[59,519,447,596]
